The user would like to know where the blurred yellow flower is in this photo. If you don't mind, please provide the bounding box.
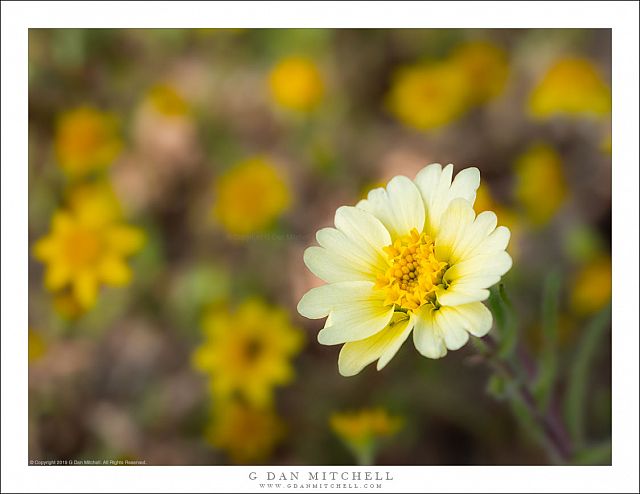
[212,157,292,235]
[33,204,145,309]
[145,83,189,117]
[28,329,47,362]
[570,256,612,316]
[529,58,611,118]
[330,408,402,464]
[514,144,567,226]
[205,401,285,464]
[269,56,324,112]
[193,298,303,407]
[55,106,122,178]
[451,41,509,103]
[387,61,470,130]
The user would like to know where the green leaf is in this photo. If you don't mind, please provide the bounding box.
[534,270,562,411]
[564,307,611,450]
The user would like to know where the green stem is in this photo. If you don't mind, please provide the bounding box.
[480,334,572,463]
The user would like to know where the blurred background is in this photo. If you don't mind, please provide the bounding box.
[28,28,611,466]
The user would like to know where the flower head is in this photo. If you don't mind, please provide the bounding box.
[33,200,145,309]
[450,40,509,104]
[54,106,122,178]
[212,157,292,236]
[297,164,512,376]
[386,61,470,130]
[192,299,303,406]
[528,58,611,118]
[205,401,285,464]
[269,56,324,112]
[330,408,402,464]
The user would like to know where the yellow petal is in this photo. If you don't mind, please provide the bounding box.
[44,263,70,291]
[106,226,145,255]
[33,236,57,261]
[99,256,132,286]
[73,271,98,309]
[51,211,74,234]
[338,313,414,376]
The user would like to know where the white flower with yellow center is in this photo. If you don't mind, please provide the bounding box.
[297,164,512,376]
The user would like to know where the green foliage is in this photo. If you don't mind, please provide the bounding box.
[564,306,611,450]
[571,440,611,465]
[534,270,562,411]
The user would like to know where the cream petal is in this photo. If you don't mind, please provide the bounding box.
[333,205,391,255]
[356,176,425,239]
[316,226,388,279]
[469,225,511,257]
[297,281,378,319]
[436,307,470,350]
[337,314,414,376]
[413,307,447,359]
[449,167,481,204]
[318,302,394,345]
[447,210,498,263]
[448,302,493,337]
[308,206,391,283]
[434,198,476,262]
[444,251,513,288]
[416,163,482,236]
[377,314,415,370]
[303,245,374,283]
[436,285,490,306]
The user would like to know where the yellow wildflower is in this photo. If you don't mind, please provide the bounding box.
[54,106,122,178]
[529,58,611,118]
[205,401,285,464]
[32,203,145,309]
[514,143,567,226]
[386,61,470,130]
[145,83,189,117]
[269,56,324,112]
[298,164,512,375]
[28,329,47,362]
[192,299,303,407]
[570,256,612,316]
[451,40,509,103]
[330,408,402,464]
[212,157,292,236]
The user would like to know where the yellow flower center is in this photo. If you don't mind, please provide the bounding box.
[375,228,448,311]
[63,228,103,268]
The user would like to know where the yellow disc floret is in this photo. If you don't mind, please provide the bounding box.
[375,228,448,311]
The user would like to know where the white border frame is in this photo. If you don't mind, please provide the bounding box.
[2,1,638,493]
